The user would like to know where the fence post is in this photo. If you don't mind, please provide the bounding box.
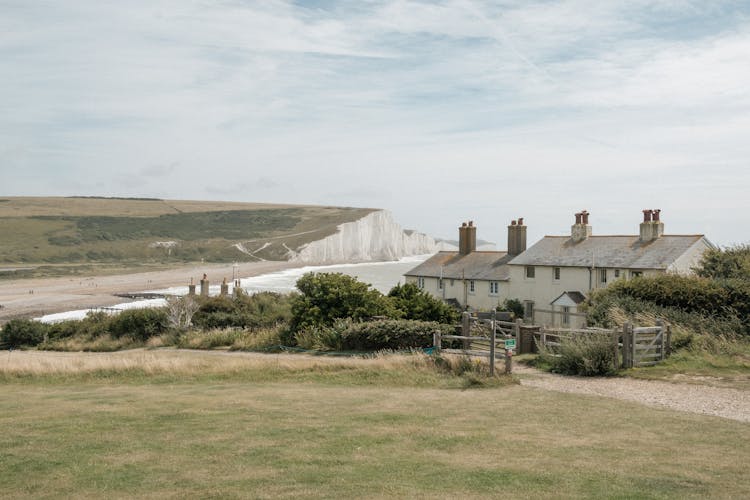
[489,309,496,376]
[622,323,630,368]
[665,323,672,358]
[433,331,441,353]
[461,312,471,350]
[612,330,620,371]
[540,328,547,350]
[514,319,522,354]
[505,349,512,374]
[656,319,665,361]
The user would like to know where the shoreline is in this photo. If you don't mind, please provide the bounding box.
[0,261,297,323]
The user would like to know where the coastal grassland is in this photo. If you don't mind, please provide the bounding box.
[0,197,374,275]
[1,351,748,499]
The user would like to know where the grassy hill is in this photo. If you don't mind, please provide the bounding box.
[0,197,375,277]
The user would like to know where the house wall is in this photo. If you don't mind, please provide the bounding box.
[505,264,662,325]
[668,238,713,274]
[405,275,510,310]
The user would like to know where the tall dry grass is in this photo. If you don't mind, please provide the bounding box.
[0,349,514,388]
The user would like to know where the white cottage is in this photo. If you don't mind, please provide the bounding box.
[506,210,715,326]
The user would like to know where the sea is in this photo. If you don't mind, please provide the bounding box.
[36,254,430,323]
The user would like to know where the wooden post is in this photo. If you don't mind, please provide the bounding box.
[621,323,630,368]
[612,330,620,370]
[540,328,547,351]
[461,312,471,350]
[433,331,441,353]
[489,309,496,376]
[505,349,512,374]
[514,319,522,354]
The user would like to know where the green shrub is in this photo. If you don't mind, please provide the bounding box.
[387,283,459,324]
[177,328,246,349]
[290,273,394,332]
[1,319,48,348]
[695,244,750,280]
[541,332,617,376]
[294,318,351,351]
[109,308,169,342]
[340,320,453,351]
[501,299,524,319]
[192,293,292,330]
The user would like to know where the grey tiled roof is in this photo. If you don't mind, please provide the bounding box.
[508,235,706,270]
[404,251,512,281]
[551,291,587,305]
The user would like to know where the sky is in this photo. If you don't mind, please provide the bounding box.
[1,0,749,247]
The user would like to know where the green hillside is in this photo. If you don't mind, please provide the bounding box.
[0,197,374,277]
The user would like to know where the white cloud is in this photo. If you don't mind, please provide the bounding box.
[1,0,748,245]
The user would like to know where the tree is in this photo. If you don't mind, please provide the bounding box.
[387,283,458,324]
[695,244,750,281]
[290,273,393,332]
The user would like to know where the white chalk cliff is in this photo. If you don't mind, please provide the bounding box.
[288,210,437,264]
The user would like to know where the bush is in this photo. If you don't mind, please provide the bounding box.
[541,332,616,376]
[109,308,169,342]
[340,320,454,351]
[192,293,292,330]
[387,283,459,324]
[501,299,524,319]
[1,319,48,348]
[290,273,394,332]
[695,244,750,280]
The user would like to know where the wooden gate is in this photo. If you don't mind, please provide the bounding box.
[622,321,671,368]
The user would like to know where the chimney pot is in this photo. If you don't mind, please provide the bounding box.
[581,210,589,225]
[511,220,517,226]
[518,217,524,225]
[575,212,582,224]
[642,209,652,222]
[469,220,474,227]
[652,209,661,222]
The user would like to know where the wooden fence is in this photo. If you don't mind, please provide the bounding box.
[432,311,521,374]
[533,321,671,369]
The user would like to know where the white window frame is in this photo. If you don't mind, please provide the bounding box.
[438,278,443,290]
[525,266,535,279]
[489,281,499,295]
[523,300,534,322]
[599,268,607,285]
[553,267,561,281]
[469,280,475,294]
[562,305,570,326]
[614,269,620,278]
[417,277,425,289]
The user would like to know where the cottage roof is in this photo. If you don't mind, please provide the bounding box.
[508,235,706,270]
[551,291,587,306]
[404,251,512,281]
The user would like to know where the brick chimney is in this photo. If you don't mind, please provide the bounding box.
[507,217,527,256]
[458,221,477,255]
[639,209,664,243]
[571,210,592,243]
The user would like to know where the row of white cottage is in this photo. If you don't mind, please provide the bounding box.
[404,210,714,327]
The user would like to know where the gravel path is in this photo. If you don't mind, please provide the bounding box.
[513,364,750,423]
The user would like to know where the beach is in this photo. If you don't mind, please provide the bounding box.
[0,261,295,323]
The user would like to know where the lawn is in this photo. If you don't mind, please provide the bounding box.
[1,351,748,499]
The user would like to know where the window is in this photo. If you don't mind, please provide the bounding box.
[438,278,443,290]
[562,306,570,326]
[524,301,534,322]
[489,281,499,295]
[630,271,642,278]
[469,280,475,293]
[614,269,620,278]
[450,279,454,286]
[599,269,607,284]
[525,266,535,279]
[417,277,425,289]
[553,267,561,281]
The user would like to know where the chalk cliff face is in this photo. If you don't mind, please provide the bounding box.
[289,210,437,264]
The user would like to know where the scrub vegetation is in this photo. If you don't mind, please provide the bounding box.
[0,197,374,276]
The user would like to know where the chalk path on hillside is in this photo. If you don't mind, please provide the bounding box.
[513,364,750,423]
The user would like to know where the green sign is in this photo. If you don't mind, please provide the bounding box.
[504,339,516,350]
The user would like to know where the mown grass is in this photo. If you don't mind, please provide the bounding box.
[0,351,747,499]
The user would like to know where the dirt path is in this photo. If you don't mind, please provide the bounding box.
[0,261,295,322]
[513,364,750,423]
